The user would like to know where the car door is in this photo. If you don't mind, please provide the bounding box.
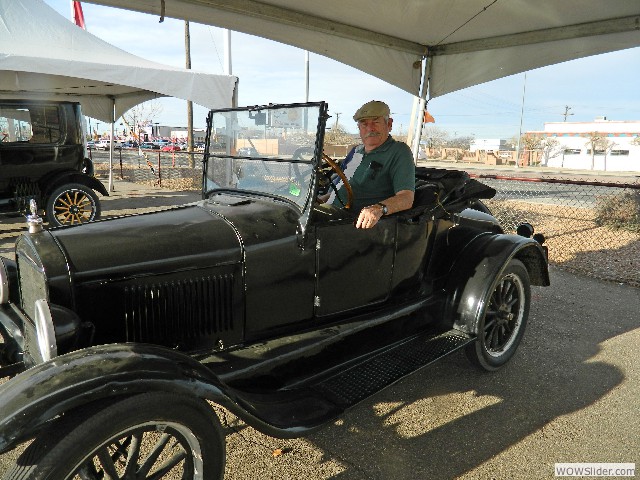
[314,214,396,317]
[0,102,66,192]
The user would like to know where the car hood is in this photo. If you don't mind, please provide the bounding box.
[48,194,302,282]
[50,202,242,281]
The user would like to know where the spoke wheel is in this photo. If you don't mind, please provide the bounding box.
[4,393,225,480]
[45,183,100,227]
[465,259,531,371]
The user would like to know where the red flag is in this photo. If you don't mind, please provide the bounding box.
[423,111,435,123]
[72,1,86,30]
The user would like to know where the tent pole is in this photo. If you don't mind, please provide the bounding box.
[406,97,418,155]
[410,57,431,163]
[108,99,115,192]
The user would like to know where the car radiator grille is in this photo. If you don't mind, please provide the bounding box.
[123,274,234,344]
[16,242,48,322]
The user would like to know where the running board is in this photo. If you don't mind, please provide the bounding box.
[229,329,474,434]
[311,329,473,409]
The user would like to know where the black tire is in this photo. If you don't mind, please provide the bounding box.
[45,183,101,227]
[465,258,530,371]
[4,393,226,480]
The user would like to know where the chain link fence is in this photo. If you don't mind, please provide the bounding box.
[474,173,640,287]
[93,150,201,191]
[92,150,640,287]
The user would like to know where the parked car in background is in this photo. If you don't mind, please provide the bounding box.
[95,138,122,150]
[121,141,138,149]
[140,142,160,150]
[0,102,548,479]
[0,99,107,226]
[161,143,181,152]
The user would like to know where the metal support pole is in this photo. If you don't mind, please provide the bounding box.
[411,57,431,163]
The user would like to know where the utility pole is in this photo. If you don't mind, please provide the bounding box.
[563,105,574,122]
[515,72,527,169]
[185,20,194,166]
[334,113,341,128]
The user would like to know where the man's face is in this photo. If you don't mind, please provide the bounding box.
[357,116,393,152]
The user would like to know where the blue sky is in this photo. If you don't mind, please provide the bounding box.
[46,0,640,139]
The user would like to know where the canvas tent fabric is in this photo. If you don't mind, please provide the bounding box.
[0,0,238,123]
[85,0,640,100]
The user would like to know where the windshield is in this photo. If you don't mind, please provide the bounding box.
[203,102,327,211]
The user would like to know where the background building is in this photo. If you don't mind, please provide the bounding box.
[529,118,640,172]
[469,138,512,153]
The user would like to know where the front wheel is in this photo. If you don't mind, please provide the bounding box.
[465,258,531,371]
[45,183,100,227]
[4,392,226,480]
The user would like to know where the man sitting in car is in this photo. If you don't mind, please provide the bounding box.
[328,100,415,229]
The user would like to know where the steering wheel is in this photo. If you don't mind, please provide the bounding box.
[321,153,353,209]
[292,146,314,161]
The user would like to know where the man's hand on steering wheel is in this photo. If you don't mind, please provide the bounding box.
[320,154,353,209]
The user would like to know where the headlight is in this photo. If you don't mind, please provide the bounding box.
[34,299,57,362]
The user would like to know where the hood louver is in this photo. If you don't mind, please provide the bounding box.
[123,274,234,345]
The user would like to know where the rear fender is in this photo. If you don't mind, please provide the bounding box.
[0,343,312,454]
[445,233,549,335]
[41,171,109,197]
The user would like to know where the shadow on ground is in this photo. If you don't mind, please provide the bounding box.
[221,268,639,479]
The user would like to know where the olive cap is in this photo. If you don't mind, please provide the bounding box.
[353,100,390,121]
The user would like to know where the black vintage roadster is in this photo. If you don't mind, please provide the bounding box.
[0,102,548,479]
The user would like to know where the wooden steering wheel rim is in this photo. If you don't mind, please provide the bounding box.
[322,153,353,209]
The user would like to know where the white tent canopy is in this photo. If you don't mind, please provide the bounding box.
[86,0,640,100]
[0,0,238,123]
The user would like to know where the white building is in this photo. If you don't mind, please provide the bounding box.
[529,118,640,172]
[469,138,512,152]
[171,128,206,143]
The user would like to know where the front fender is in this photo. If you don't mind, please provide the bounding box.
[0,343,327,454]
[445,233,549,335]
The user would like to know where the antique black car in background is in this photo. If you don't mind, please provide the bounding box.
[0,102,548,479]
[0,100,107,227]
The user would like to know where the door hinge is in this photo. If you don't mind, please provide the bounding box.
[314,295,321,307]
[316,239,321,250]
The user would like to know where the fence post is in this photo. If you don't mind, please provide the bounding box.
[157,151,162,187]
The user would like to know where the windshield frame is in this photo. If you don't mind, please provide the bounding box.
[201,102,329,214]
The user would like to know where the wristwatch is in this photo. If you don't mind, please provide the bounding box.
[377,203,388,216]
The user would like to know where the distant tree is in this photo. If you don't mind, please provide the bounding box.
[632,136,640,146]
[512,134,544,165]
[121,101,163,144]
[324,124,357,145]
[540,137,562,166]
[447,135,474,150]
[521,133,544,151]
[421,126,449,149]
[585,132,613,170]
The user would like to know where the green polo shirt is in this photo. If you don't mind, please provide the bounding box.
[334,136,415,211]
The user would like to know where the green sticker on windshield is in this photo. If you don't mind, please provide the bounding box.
[289,183,301,196]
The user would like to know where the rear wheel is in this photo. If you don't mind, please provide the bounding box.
[4,392,226,480]
[45,183,100,227]
[465,258,530,371]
